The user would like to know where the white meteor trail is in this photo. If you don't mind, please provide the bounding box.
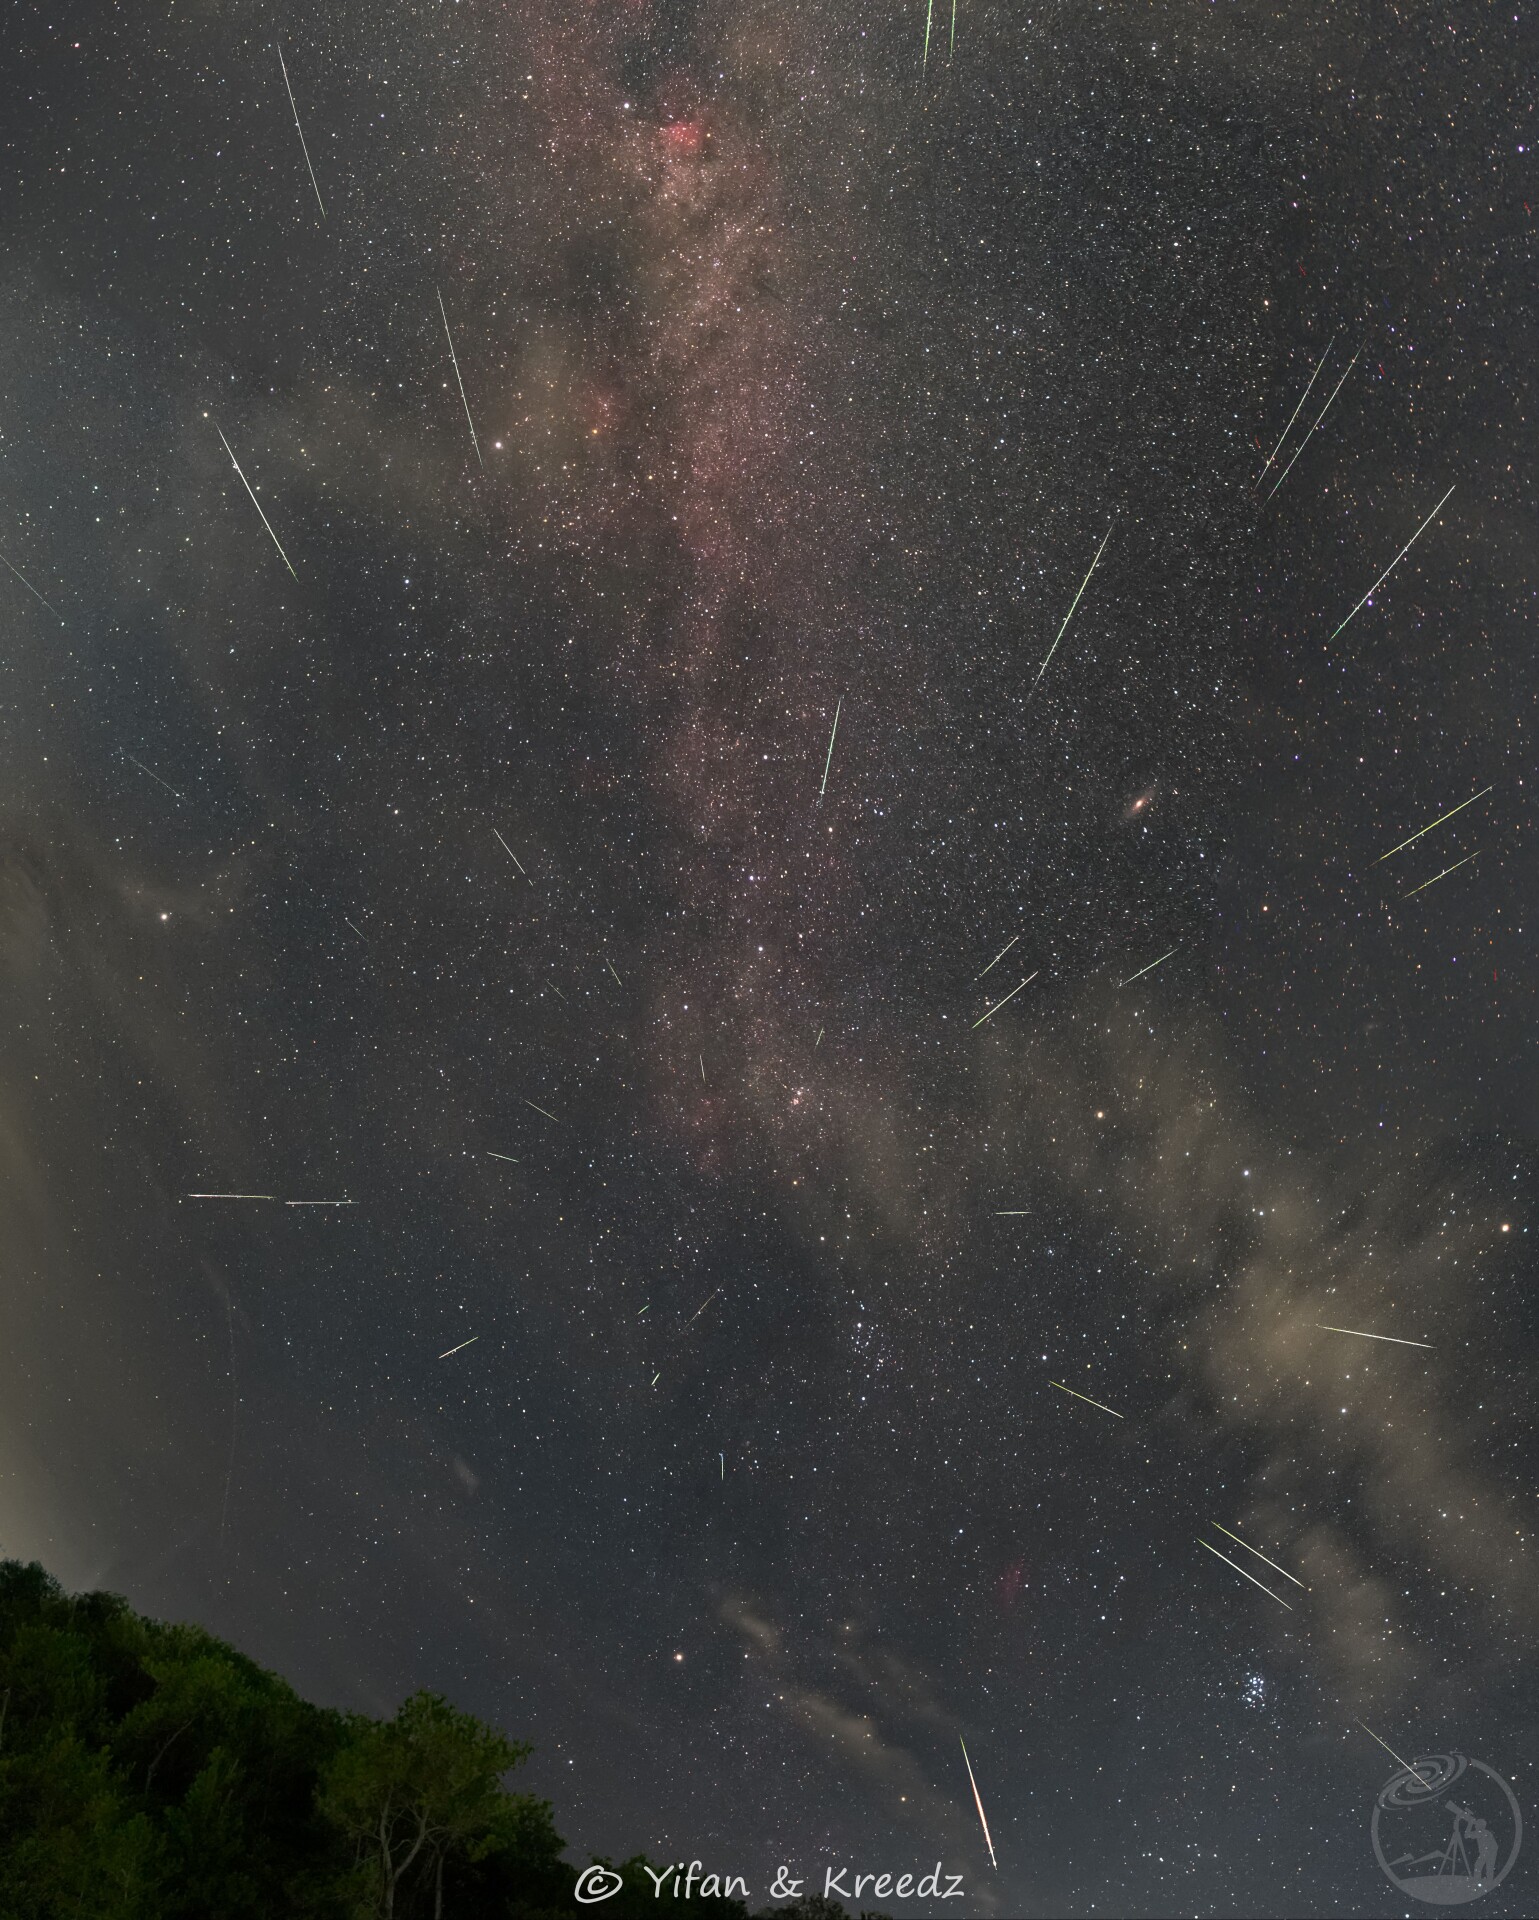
[284,1199,354,1207]
[438,290,483,470]
[1329,486,1455,642]
[276,42,326,220]
[1355,1719,1436,1791]
[975,934,1019,980]
[1198,1537,1293,1612]
[486,1151,520,1164]
[1118,947,1176,989]
[819,697,842,797]
[438,1336,479,1359]
[212,422,298,578]
[1266,348,1361,500]
[124,754,184,801]
[522,1098,558,1122]
[187,1193,275,1201]
[959,1739,998,1870]
[492,828,526,874]
[971,971,1038,1029]
[1314,1323,1433,1349]
[1211,1523,1308,1590]
[0,547,66,624]
[1028,521,1113,699]
[1254,335,1335,489]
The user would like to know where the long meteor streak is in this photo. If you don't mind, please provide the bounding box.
[923,0,934,72]
[0,548,65,623]
[1314,1323,1433,1349]
[124,754,184,801]
[1198,1538,1293,1611]
[972,971,1038,1029]
[1254,335,1335,489]
[438,1336,479,1359]
[1049,1380,1123,1419]
[1377,786,1491,862]
[276,43,326,220]
[493,828,526,873]
[975,934,1019,980]
[1211,1523,1308,1590]
[438,290,484,470]
[212,423,298,578]
[1118,946,1176,989]
[1266,348,1361,500]
[819,697,843,797]
[485,1151,520,1163]
[1402,851,1480,897]
[1329,486,1455,642]
[522,1099,558,1122]
[187,1193,275,1200]
[959,1739,998,1870]
[1028,521,1114,699]
[1354,1719,1436,1791]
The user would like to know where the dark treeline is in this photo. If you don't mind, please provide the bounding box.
[0,1562,888,1919]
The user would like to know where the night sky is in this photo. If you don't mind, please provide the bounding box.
[2,2,1536,1914]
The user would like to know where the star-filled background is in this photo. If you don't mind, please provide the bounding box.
[2,1,1535,1912]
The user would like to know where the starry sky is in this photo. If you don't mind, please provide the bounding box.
[2,1,1536,1913]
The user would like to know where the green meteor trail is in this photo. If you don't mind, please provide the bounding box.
[923,0,934,72]
[1049,1380,1123,1418]
[1329,485,1455,642]
[1377,786,1491,861]
[1028,521,1114,699]
[1402,851,1480,897]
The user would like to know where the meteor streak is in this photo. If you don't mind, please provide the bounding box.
[1049,1380,1123,1419]
[1402,851,1480,897]
[0,547,65,623]
[438,289,483,470]
[276,43,325,220]
[492,828,526,873]
[1028,521,1113,700]
[485,1151,519,1163]
[1329,485,1455,642]
[1211,1523,1308,1590]
[819,697,842,797]
[971,971,1038,1029]
[959,1739,998,1871]
[284,1200,354,1207]
[187,1193,275,1201]
[1314,1323,1433,1349]
[923,0,934,73]
[438,1336,479,1359]
[522,1099,558,1122]
[124,754,184,801]
[1118,947,1176,989]
[1197,1537,1293,1611]
[1354,1719,1436,1791]
[975,934,1019,980]
[212,422,298,578]
[1266,348,1360,500]
[1377,786,1491,862]
[1254,335,1336,489]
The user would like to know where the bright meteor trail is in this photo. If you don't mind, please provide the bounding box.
[1198,1537,1293,1611]
[959,1739,998,1870]
[1266,347,1361,500]
[439,290,484,471]
[1049,1380,1123,1419]
[1028,521,1114,699]
[1314,1323,1433,1349]
[1254,334,1335,489]
[276,43,325,221]
[0,547,66,624]
[1329,485,1455,642]
[818,697,842,797]
[1377,786,1492,861]
[212,422,298,578]
[971,971,1038,1029]
[1118,946,1176,989]
[1354,1720,1436,1791]
[1402,851,1480,897]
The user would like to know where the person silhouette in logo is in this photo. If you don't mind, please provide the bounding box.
[1447,1804,1499,1883]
